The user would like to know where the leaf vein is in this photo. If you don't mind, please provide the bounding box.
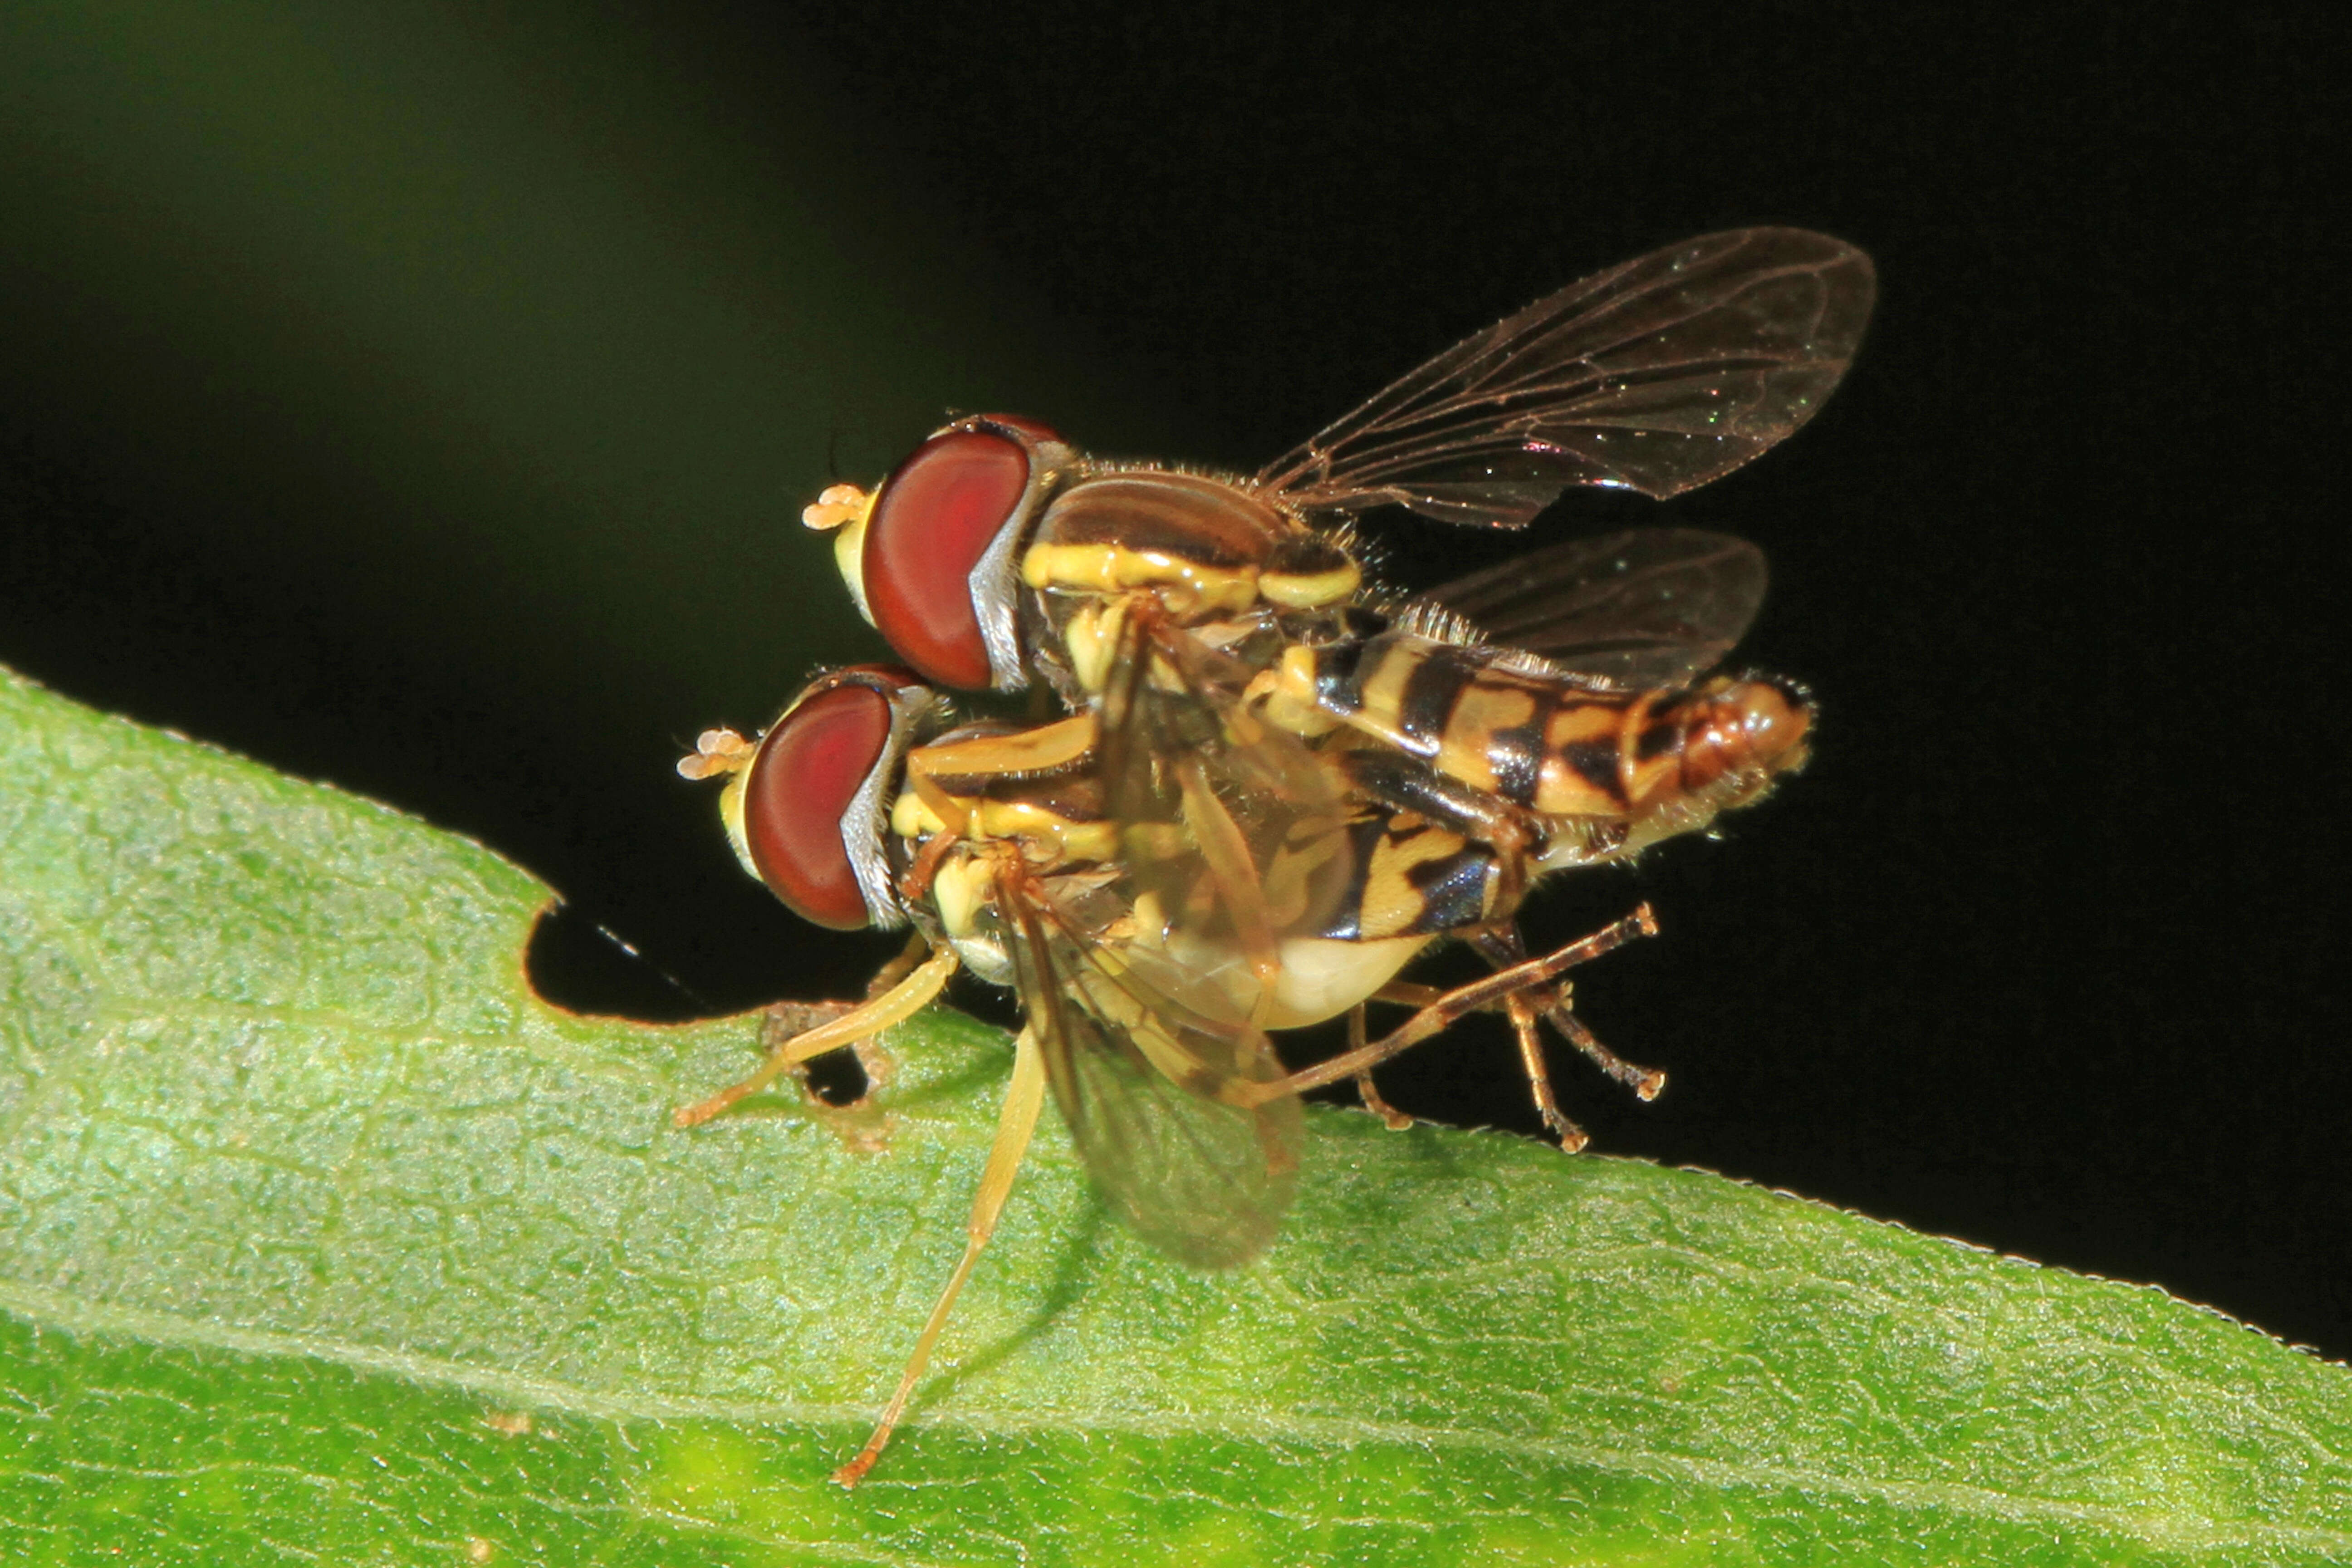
[4,1281,2345,1557]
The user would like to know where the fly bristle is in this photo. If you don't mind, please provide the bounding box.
[1075,453,1260,490]
[1390,595,1489,648]
[1485,645,1569,679]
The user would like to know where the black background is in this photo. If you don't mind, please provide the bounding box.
[4,5,2342,1358]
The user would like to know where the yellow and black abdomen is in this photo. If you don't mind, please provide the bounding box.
[1313,813,1502,941]
[1299,631,1813,829]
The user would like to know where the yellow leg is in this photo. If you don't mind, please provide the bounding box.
[1504,991,1588,1152]
[1348,1005,1413,1130]
[1543,998,1668,1101]
[862,931,935,999]
[672,949,959,1128]
[1347,921,1663,1140]
[833,1025,1049,1488]
[1261,905,1658,1102]
[1469,927,1666,1108]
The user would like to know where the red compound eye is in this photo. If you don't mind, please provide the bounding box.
[742,680,897,929]
[862,418,1058,690]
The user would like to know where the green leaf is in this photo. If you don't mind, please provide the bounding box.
[1,665,2347,1567]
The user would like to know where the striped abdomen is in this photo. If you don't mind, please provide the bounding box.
[1311,814,1500,942]
[1297,632,1811,821]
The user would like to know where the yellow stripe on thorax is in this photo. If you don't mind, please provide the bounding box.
[891,790,1116,866]
[1021,542,1262,617]
[1257,559,1360,608]
[911,712,1097,784]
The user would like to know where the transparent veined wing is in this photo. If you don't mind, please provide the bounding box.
[1092,603,1356,951]
[1418,528,1768,689]
[1004,872,1303,1270]
[1255,228,1875,527]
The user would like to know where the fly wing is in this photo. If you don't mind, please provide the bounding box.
[1418,529,1768,689]
[1094,605,1355,947]
[1255,229,1875,526]
[1007,878,1303,1270]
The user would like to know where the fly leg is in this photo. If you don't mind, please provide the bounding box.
[1347,1005,1414,1130]
[862,930,936,999]
[1376,943,1592,1148]
[1471,926,1667,1106]
[1544,998,1667,1102]
[833,1025,1048,1487]
[774,930,939,1104]
[672,948,960,1128]
[1261,904,1658,1102]
[1338,913,1661,1144]
[1502,988,1588,1152]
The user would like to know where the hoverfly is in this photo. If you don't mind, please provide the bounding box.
[804,226,1871,718]
[675,625,1809,1482]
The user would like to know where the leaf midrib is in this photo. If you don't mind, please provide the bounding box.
[2,1279,2341,1556]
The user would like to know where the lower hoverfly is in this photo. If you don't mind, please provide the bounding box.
[675,637,1811,1482]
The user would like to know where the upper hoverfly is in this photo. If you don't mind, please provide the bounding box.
[804,227,1873,716]
[675,646,1782,1485]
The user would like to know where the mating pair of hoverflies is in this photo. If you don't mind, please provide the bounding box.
[674,227,1875,1484]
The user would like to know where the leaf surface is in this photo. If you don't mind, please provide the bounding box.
[1,666,2347,1566]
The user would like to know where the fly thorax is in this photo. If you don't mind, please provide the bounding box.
[934,861,1016,985]
[914,710,1098,788]
[1189,606,1296,668]
[890,788,952,843]
[1020,468,1322,629]
[1020,542,1261,617]
[946,930,1016,988]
